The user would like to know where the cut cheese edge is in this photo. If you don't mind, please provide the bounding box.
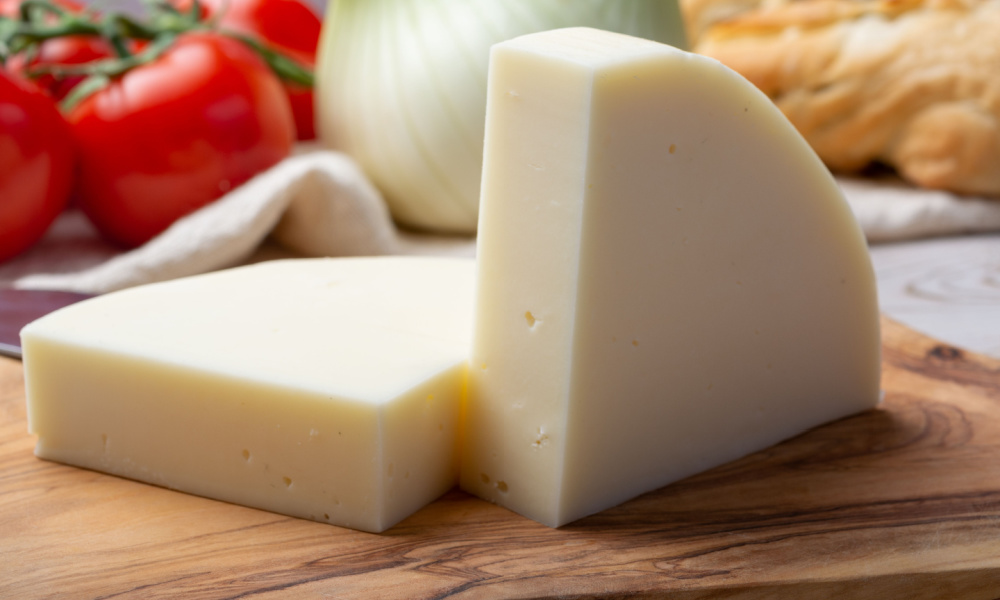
[22,257,474,533]
[462,28,881,527]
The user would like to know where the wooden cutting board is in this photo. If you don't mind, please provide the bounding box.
[2,317,999,599]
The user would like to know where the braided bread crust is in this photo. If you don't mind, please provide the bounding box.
[685,0,1000,196]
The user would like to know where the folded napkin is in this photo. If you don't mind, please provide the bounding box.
[2,145,999,295]
[0,147,475,294]
[839,177,1000,243]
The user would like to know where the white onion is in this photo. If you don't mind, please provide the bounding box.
[316,0,687,233]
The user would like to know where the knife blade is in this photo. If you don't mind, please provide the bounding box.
[0,289,92,359]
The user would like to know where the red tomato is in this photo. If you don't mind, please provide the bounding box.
[66,32,295,248]
[0,73,74,263]
[175,0,321,139]
[1,0,113,99]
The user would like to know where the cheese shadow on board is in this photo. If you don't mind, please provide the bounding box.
[556,355,989,540]
[378,327,1000,539]
[380,404,941,537]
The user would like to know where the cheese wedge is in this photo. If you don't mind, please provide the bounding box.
[462,28,881,527]
[22,257,473,533]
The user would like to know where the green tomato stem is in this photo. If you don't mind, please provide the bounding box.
[224,31,313,87]
[55,33,177,110]
[18,0,69,22]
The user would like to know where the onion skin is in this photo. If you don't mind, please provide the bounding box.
[316,0,687,234]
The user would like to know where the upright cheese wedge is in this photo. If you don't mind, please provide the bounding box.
[22,257,473,533]
[462,28,881,527]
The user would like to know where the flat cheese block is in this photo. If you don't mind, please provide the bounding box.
[21,257,474,533]
[462,28,882,527]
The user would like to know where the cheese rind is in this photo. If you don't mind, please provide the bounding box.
[462,28,881,527]
[22,257,474,533]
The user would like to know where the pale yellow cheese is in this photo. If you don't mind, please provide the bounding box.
[462,28,881,527]
[22,257,473,533]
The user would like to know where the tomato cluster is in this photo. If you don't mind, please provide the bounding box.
[0,0,321,258]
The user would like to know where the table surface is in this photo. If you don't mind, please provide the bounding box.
[870,233,1000,359]
[3,317,1000,599]
[1,234,998,598]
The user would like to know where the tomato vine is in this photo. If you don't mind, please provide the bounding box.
[0,0,313,110]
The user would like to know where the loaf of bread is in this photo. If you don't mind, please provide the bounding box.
[683,0,1000,197]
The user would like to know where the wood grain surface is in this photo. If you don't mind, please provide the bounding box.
[2,317,1000,599]
[871,233,1000,359]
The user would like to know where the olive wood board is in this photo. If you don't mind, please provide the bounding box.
[2,317,999,599]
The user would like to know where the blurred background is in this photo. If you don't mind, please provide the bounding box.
[3,0,999,359]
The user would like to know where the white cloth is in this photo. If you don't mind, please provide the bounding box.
[0,148,474,294]
[2,146,999,294]
[839,176,1000,243]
